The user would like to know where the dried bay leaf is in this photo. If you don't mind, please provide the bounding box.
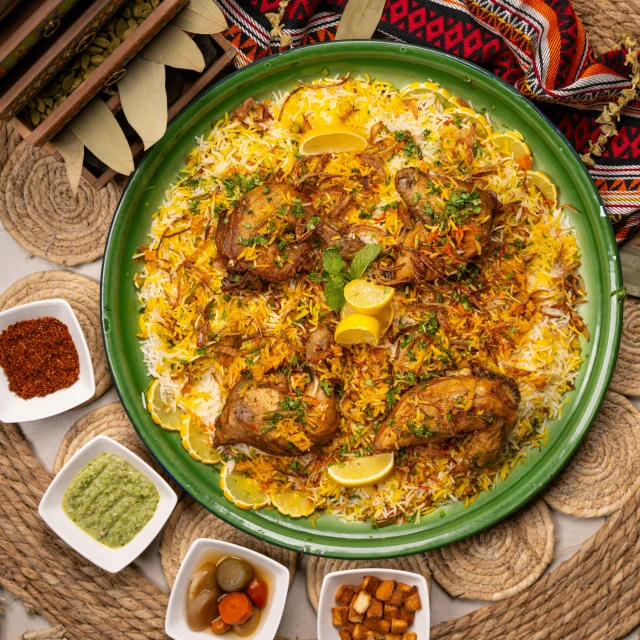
[139,25,205,71]
[172,0,227,34]
[118,58,167,150]
[52,127,84,196]
[68,97,134,175]
[335,0,386,40]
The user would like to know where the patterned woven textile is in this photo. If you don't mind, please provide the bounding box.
[218,0,640,242]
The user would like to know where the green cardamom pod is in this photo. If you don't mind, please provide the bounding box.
[122,6,132,18]
[151,0,159,7]
[93,37,111,48]
[87,45,103,55]
[27,99,36,109]
[43,97,53,108]
[90,54,106,66]
[132,4,142,18]
[61,73,75,92]
[36,97,46,113]
[56,96,66,107]
[30,110,40,126]
[80,53,91,69]
[122,26,136,39]
[72,76,83,89]
[45,106,53,116]
[107,40,119,54]
[127,17,137,29]
[116,17,127,38]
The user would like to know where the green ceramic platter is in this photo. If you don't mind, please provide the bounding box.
[102,41,623,558]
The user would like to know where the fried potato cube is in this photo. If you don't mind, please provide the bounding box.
[375,580,396,602]
[402,633,418,640]
[388,588,405,607]
[391,619,408,634]
[345,622,356,633]
[361,632,377,640]
[339,629,352,640]
[383,604,399,620]
[348,602,365,624]
[384,634,402,640]
[403,590,422,612]
[361,575,380,594]
[398,607,415,625]
[364,598,383,629]
[352,590,372,615]
[336,584,355,605]
[332,606,349,627]
[376,619,391,633]
[352,623,367,639]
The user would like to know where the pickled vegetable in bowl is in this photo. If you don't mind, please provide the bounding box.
[186,554,269,636]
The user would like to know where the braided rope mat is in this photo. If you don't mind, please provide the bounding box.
[610,298,640,397]
[1,418,639,639]
[573,0,640,55]
[425,500,555,601]
[0,121,22,174]
[543,391,640,517]
[306,554,432,613]
[0,137,120,267]
[0,271,111,403]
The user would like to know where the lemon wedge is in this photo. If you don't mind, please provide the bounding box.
[489,131,532,169]
[328,453,395,487]
[342,302,393,335]
[527,171,558,209]
[180,421,221,464]
[344,280,394,315]
[272,491,316,518]
[334,313,381,347]
[400,81,457,108]
[298,124,367,156]
[147,379,185,431]
[220,463,269,510]
[447,107,493,138]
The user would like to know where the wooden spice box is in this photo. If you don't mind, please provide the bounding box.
[10,33,237,189]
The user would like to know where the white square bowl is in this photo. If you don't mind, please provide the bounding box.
[317,568,430,640]
[0,299,95,422]
[166,538,290,640]
[38,435,177,573]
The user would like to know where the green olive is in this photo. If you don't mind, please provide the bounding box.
[233,607,261,636]
[215,557,253,592]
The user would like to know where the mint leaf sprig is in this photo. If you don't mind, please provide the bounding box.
[320,243,382,313]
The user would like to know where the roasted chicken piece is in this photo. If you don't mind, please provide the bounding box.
[305,323,334,364]
[214,372,339,456]
[216,183,311,282]
[373,368,519,468]
[393,168,496,283]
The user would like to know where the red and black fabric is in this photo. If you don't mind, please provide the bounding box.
[217,0,640,243]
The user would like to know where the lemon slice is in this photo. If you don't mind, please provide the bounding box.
[344,280,394,315]
[147,379,185,431]
[447,107,493,138]
[220,463,269,510]
[334,313,381,347]
[180,421,221,464]
[298,124,367,156]
[328,453,395,487]
[400,81,456,109]
[272,491,316,518]
[527,171,558,209]
[489,132,532,169]
[342,302,394,335]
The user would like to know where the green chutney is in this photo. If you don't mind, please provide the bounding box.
[62,452,159,548]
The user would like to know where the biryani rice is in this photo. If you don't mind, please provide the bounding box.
[134,75,586,523]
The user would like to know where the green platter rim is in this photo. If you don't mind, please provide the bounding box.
[101,40,623,558]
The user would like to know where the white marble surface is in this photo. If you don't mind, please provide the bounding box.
[0,225,637,640]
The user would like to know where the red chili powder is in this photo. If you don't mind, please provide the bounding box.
[0,317,80,400]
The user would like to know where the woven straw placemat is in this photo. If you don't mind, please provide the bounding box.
[573,0,640,55]
[425,499,555,602]
[306,554,431,613]
[610,298,640,396]
[160,497,298,589]
[53,402,180,497]
[0,121,21,175]
[0,271,111,402]
[0,139,120,267]
[543,391,640,517]
[2,419,639,639]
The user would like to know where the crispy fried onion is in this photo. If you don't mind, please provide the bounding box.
[231,97,273,123]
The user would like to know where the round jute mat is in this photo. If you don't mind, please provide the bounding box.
[610,298,640,396]
[0,141,120,267]
[306,554,431,612]
[426,499,555,601]
[160,497,298,588]
[53,402,179,497]
[543,391,640,517]
[0,271,111,402]
[0,121,21,174]
[573,0,640,55]
[2,421,640,638]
